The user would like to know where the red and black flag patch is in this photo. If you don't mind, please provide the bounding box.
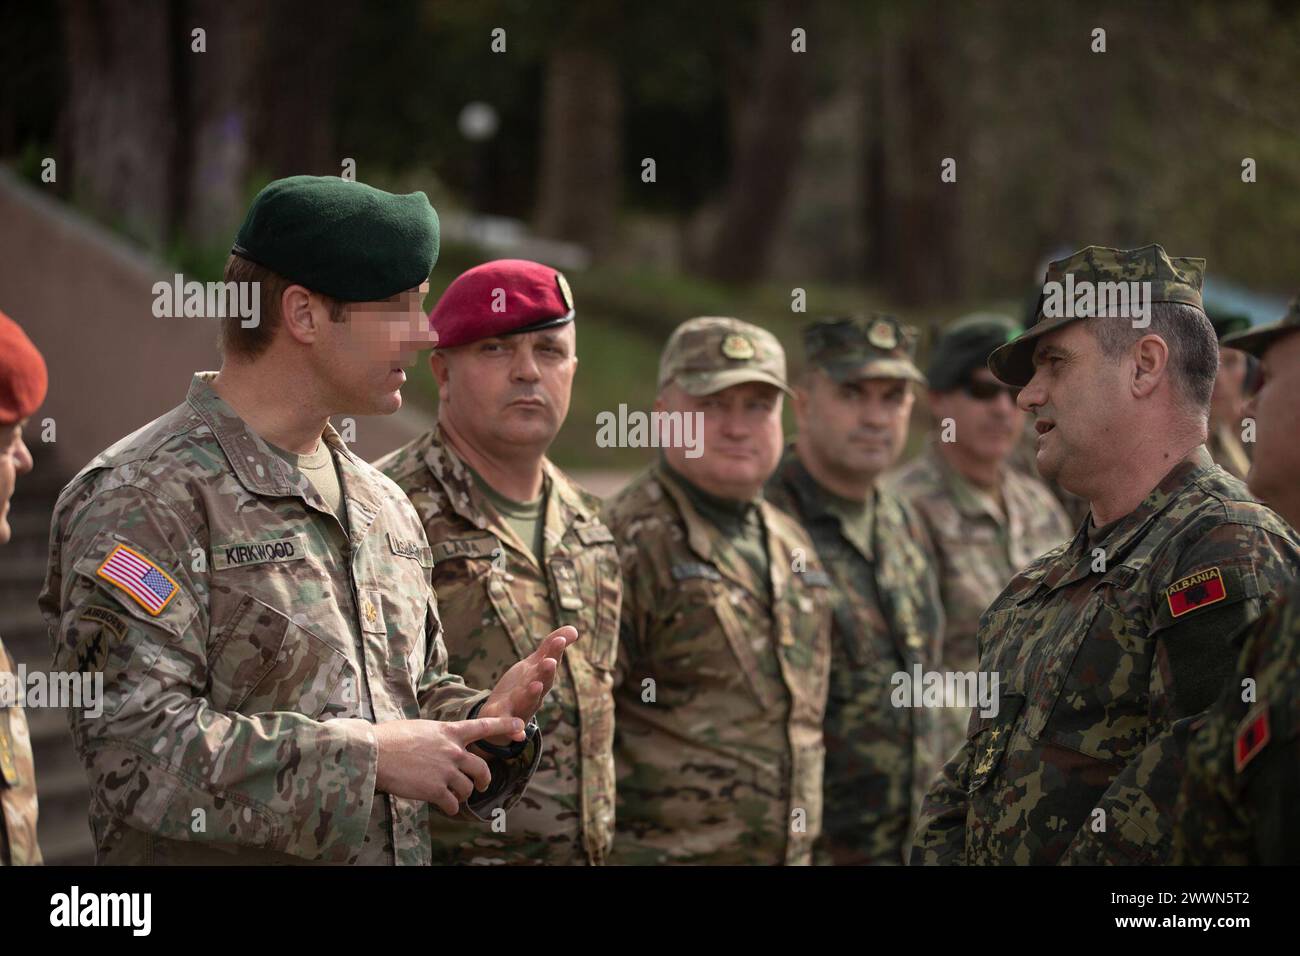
[1166,566,1227,618]
[1234,702,1271,773]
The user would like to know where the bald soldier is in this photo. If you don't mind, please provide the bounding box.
[887,314,1071,761]
[0,310,47,866]
[606,317,832,865]
[39,177,577,865]
[765,315,943,865]
[1174,296,1300,864]
[912,245,1300,866]
[375,260,620,865]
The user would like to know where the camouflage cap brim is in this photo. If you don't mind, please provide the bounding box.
[675,367,794,397]
[822,357,926,385]
[1220,318,1300,358]
[987,316,1075,386]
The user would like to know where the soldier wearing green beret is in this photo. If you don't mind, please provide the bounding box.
[0,309,48,866]
[1206,310,1255,481]
[765,314,944,865]
[912,244,1300,865]
[39,176,577,864]
[1174,296,1300,863]
[605,317,833,865]
[886,313,1071,767]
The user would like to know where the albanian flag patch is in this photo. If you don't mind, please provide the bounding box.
[1166,566,1227,619]
[1234,702,1271,773]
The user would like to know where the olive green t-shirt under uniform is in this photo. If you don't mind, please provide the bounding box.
[268,438,349,534]
[469,466,549,565]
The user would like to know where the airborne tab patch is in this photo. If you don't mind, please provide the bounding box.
[1166,566,1226,618]
[96,544,179,616]
[1234,702,1271,773]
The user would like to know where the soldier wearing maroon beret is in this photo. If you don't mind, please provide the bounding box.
[0,308,48,865]
[375,259,622,865]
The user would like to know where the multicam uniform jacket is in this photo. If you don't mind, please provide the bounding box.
[766,447,943,865]
[605,461,833,865]
[0,635,41,865]
[912,447,1300,865]
[887,443,1072,763]
[38,373,539,865]
[1172,575,1300,864]
[375,427,620,865]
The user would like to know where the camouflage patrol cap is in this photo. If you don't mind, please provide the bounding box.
[989,244,1206,386]
[658,316,792,396]
[1221,295,1300,358]
[802,314,924,384]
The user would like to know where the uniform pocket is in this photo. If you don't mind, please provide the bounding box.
[966,690,1025,792]
[208,595,349,719]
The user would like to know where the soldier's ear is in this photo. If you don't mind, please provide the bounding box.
[429,351,451,392]
[1131,334,1169,399]
[279,285,318,344]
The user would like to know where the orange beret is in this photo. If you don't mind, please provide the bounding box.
[0,310,48,425]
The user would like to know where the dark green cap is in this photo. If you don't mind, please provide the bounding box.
[1207,309,1252,342]
[1221,295,1300,357]
[232,175,440,302]
[926,313,1022,391]
[989,244,1205,386]
[802,314,924,384]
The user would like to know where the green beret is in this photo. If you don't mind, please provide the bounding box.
[1207,309,1252,342]
[232,175,440,302]
[927,313,1021,391]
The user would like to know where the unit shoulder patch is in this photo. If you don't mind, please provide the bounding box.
[1166,566,1227,619]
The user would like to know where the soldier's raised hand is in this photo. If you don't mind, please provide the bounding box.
[477,625,579,744]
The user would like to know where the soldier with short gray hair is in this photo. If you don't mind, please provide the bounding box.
[912,245,1300,866]
[605,316,832,865]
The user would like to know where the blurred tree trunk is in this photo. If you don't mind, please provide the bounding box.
[252,1,359,182]
[534,45,623,256]
[704,0,813,284]
[864,2,963,306]
[182,0,262,246]
[62,0,179,247]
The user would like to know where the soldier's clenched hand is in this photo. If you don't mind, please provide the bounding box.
[373,715,524,816]
[478,625,579,744]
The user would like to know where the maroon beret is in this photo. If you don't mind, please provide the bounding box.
[0,309,48,426]
[430,259,574,349]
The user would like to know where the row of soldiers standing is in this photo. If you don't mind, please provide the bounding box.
[1,176,1296,865]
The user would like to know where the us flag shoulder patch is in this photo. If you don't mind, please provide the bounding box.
[1166,566,1227,618]
[1234,702,1271,773]
[96,543,180,616]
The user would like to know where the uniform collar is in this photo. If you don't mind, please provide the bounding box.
[1043,445,1216,592]
[924,441,1007,524]
[419,424,595,566]
[186,372,385,543]
[655,459,772,598]
[773,443,875,561]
